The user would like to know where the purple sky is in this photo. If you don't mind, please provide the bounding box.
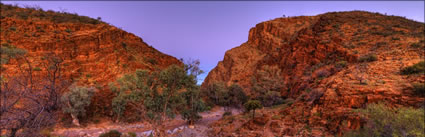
[2,1,424,84]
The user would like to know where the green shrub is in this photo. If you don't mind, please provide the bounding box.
[283,98,294,106]
[335,61,347,69]
[410,42,422,48]
[222,111,232,117]
[400,61,425,75]
[126,132,137,137]
[344,103,424,137]
[61,86,95,124]
[391,37,400,41]
[65,29,72,33]
[271,115,282,120]
[146,58,157,65]
[244,100,263,119]
[9,27,16,31]
[33,67,42,71]
[121,42,127,49]
[358,54,377,62]
[412,83,425,97]
[99,130,122,137]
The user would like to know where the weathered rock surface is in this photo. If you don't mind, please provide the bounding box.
[1,4,181,116]
[206,11,424,136]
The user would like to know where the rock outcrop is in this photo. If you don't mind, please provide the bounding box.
[205,11,424,136]
[1,4,181,116]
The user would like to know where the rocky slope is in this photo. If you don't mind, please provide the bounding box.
[0,4,181,116]
[204,11,424,136]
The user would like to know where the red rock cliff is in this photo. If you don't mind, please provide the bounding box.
[1,4,182,115]
[205,11,424,136]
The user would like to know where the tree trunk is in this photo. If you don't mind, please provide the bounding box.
[71,114,80,126]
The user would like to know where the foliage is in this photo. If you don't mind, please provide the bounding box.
[0,46,27,64]
[121,42,127,49]
[222,111,232,117]
[145,58,157,65]
[110,60,204,136]
[0,3,104,25]
[33,67,42,71]
[244,100,263,119]
[358,54,378,62]
[181,88,207,124]
[99,130,122,137]
[251,65,285,107]
[335,61,347,69]
[126,132,137,137]
[400,61,425,75]
[202,83,248,109]
[262,91,284,107]
[412,83,425,97]
[9,27,17,31]
[227,84,249,108]
[61,86,95,120]
[283,98,295,106]
[344,103,424,137]
[202,82,228,106]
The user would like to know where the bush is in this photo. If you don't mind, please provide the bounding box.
[344,103,424,137]
[283,98,295,106]
[358,54,378,62]
[410,42,422,48]
[33,67,42,71]
[412,83,425,97]
[222,111,232,117]
[99,130,122,137]
[335,61,347,69]
[61,86,95,125]
[227,84,248,108]
[9,27,16,31]
[126,132,137,137]
[244,100,263,119]
[400,61,425,75]
[259,91,284,107]
[121,42,127,49]
[146,58,157,65]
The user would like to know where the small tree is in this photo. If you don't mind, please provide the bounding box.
[202,82,228,106]
[244,100,263,119]
[181,89,207,125]
[61,86,95,126]
[227,84,248,108]
[251,65,284,106]
[110,64,201,136]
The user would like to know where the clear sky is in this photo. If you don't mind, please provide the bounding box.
[2,1,424,84]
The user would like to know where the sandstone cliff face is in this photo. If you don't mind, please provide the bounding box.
[205,11,424,136]
[1,4,181,115]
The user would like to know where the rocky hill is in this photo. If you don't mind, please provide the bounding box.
[204,11,424,136]
[0,3,181,115]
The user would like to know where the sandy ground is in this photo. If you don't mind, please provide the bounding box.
[53,107,242,137]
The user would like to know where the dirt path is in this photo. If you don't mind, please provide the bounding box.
[53,107,242,137]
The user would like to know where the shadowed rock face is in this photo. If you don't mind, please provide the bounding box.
[205,11,424,136]
[1,4,182,115]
